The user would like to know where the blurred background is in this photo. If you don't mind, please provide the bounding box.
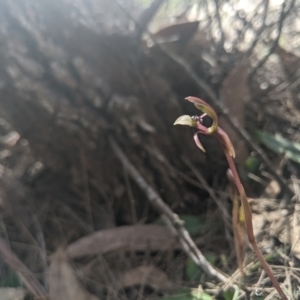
[0,0,299,299]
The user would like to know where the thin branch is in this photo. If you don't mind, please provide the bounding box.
[109,136,227,283]
[134,0,167,41]
[246,0,270,57]
[182,155,233,246]
[181,156,231,226]
[145,145,230,198]
[113,0,294,197]
[249,0,295,78]
[79,144,94,229]
[214,0,225,47]
[123,166,138,223]
[25,207,48,290]
[227,1,260,47]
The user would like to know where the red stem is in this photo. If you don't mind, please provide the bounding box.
[224,151,287,300]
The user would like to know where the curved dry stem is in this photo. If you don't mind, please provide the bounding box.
[110,136,227,283]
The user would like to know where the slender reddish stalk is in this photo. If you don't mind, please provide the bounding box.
[230,184,244,275]
[174,96,288,300]
[224,151,287,300]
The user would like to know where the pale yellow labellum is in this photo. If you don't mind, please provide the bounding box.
[173,115,196,127]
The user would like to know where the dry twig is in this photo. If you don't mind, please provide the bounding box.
[109,136,227,282]
[248,0,294,78]
[181,155,231,228]
[214,0,225,47]
[245,0,270,57]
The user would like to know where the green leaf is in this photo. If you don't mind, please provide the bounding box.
[0,271,22,288]
[256,130,300,163]
[203,252,217,265]
[153,214,208,237]
[192,291,213,300]
[186,257,201,282]
[186,253,217,282]
[178,215,208,236]
[160,288,214,300]
[222,290,235,300]
[244,156,260,174]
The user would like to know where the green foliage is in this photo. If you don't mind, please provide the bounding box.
[179,215,208,236]
[256,130,300,163]
[0,270,22,288]
[222,290,235,300]
[244,155,260,174]
[160,288,213,300]
[185,253,217,282]
[223,289,266,300]
[185,257,201,282]
[154,214,208,237]
[203,252,217,265]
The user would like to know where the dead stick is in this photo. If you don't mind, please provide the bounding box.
[109,136,227,282]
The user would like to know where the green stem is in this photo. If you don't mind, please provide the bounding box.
[250,252,279,272]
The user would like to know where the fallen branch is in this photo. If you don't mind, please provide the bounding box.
[67,224,179,258]
[109,136,227,283]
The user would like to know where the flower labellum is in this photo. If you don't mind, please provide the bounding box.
[173,115,196,127]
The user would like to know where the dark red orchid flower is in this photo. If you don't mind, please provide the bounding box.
[174,96,235,157]
[174,96,287,300]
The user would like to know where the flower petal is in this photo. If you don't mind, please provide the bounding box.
[185,96,218,133]
[193,132,206,152]
[173,115,196,127]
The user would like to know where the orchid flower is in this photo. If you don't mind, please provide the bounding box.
[174,96,287,300]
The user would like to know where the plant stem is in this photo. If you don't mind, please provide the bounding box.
[224,151,288,300]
